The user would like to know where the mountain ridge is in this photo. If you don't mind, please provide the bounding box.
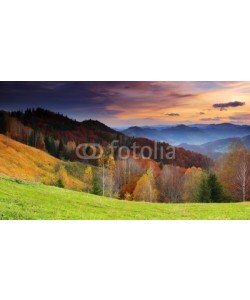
[122,123,250,145]
[179,135,250,159]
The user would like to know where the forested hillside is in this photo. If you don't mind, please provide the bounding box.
[0,133,249,203]
[0,108,210,168]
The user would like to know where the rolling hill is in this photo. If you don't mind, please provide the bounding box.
[0,177,250,220]
[0,134,85,191]
[9,108,123,144]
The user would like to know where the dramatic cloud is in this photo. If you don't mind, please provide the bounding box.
[0,82,249,126]
[165,113,180,117]
[213,101,245,111]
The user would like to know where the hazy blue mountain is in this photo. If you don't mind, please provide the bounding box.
[122,123,250,146]
[179,135,250,159]
[122,126,163,141]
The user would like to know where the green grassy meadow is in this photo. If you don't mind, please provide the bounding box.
[0,178,250,220]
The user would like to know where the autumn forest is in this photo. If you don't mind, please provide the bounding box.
[0,107,249,203]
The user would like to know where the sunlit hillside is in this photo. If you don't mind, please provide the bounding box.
[0,134,85,191]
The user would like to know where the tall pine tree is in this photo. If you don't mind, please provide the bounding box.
[198,175,211,203]
[207,173,223,203]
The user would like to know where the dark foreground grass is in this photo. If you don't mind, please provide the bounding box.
[0,178,249,220]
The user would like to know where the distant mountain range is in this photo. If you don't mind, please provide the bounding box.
[179,135,250,159]
[122,123,250,146]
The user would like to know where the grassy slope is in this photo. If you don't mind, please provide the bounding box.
[0,178,250,220]
[0,134,84,190]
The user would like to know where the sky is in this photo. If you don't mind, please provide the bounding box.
[0,81,250,127]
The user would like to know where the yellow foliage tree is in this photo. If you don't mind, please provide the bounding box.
[133,168,158,202]
[83,166,94,193]
[183,167,204,202]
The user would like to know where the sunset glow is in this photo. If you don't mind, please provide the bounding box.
[1,81,250,126]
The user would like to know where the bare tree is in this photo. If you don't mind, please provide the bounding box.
[158,165,185,202]
[233,150,250,201]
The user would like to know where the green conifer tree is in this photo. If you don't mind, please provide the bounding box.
[198,175,211,203]
[207,173,223,203]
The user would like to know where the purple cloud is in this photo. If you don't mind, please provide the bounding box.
[213,101,245,111]
[165,113,180,117]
